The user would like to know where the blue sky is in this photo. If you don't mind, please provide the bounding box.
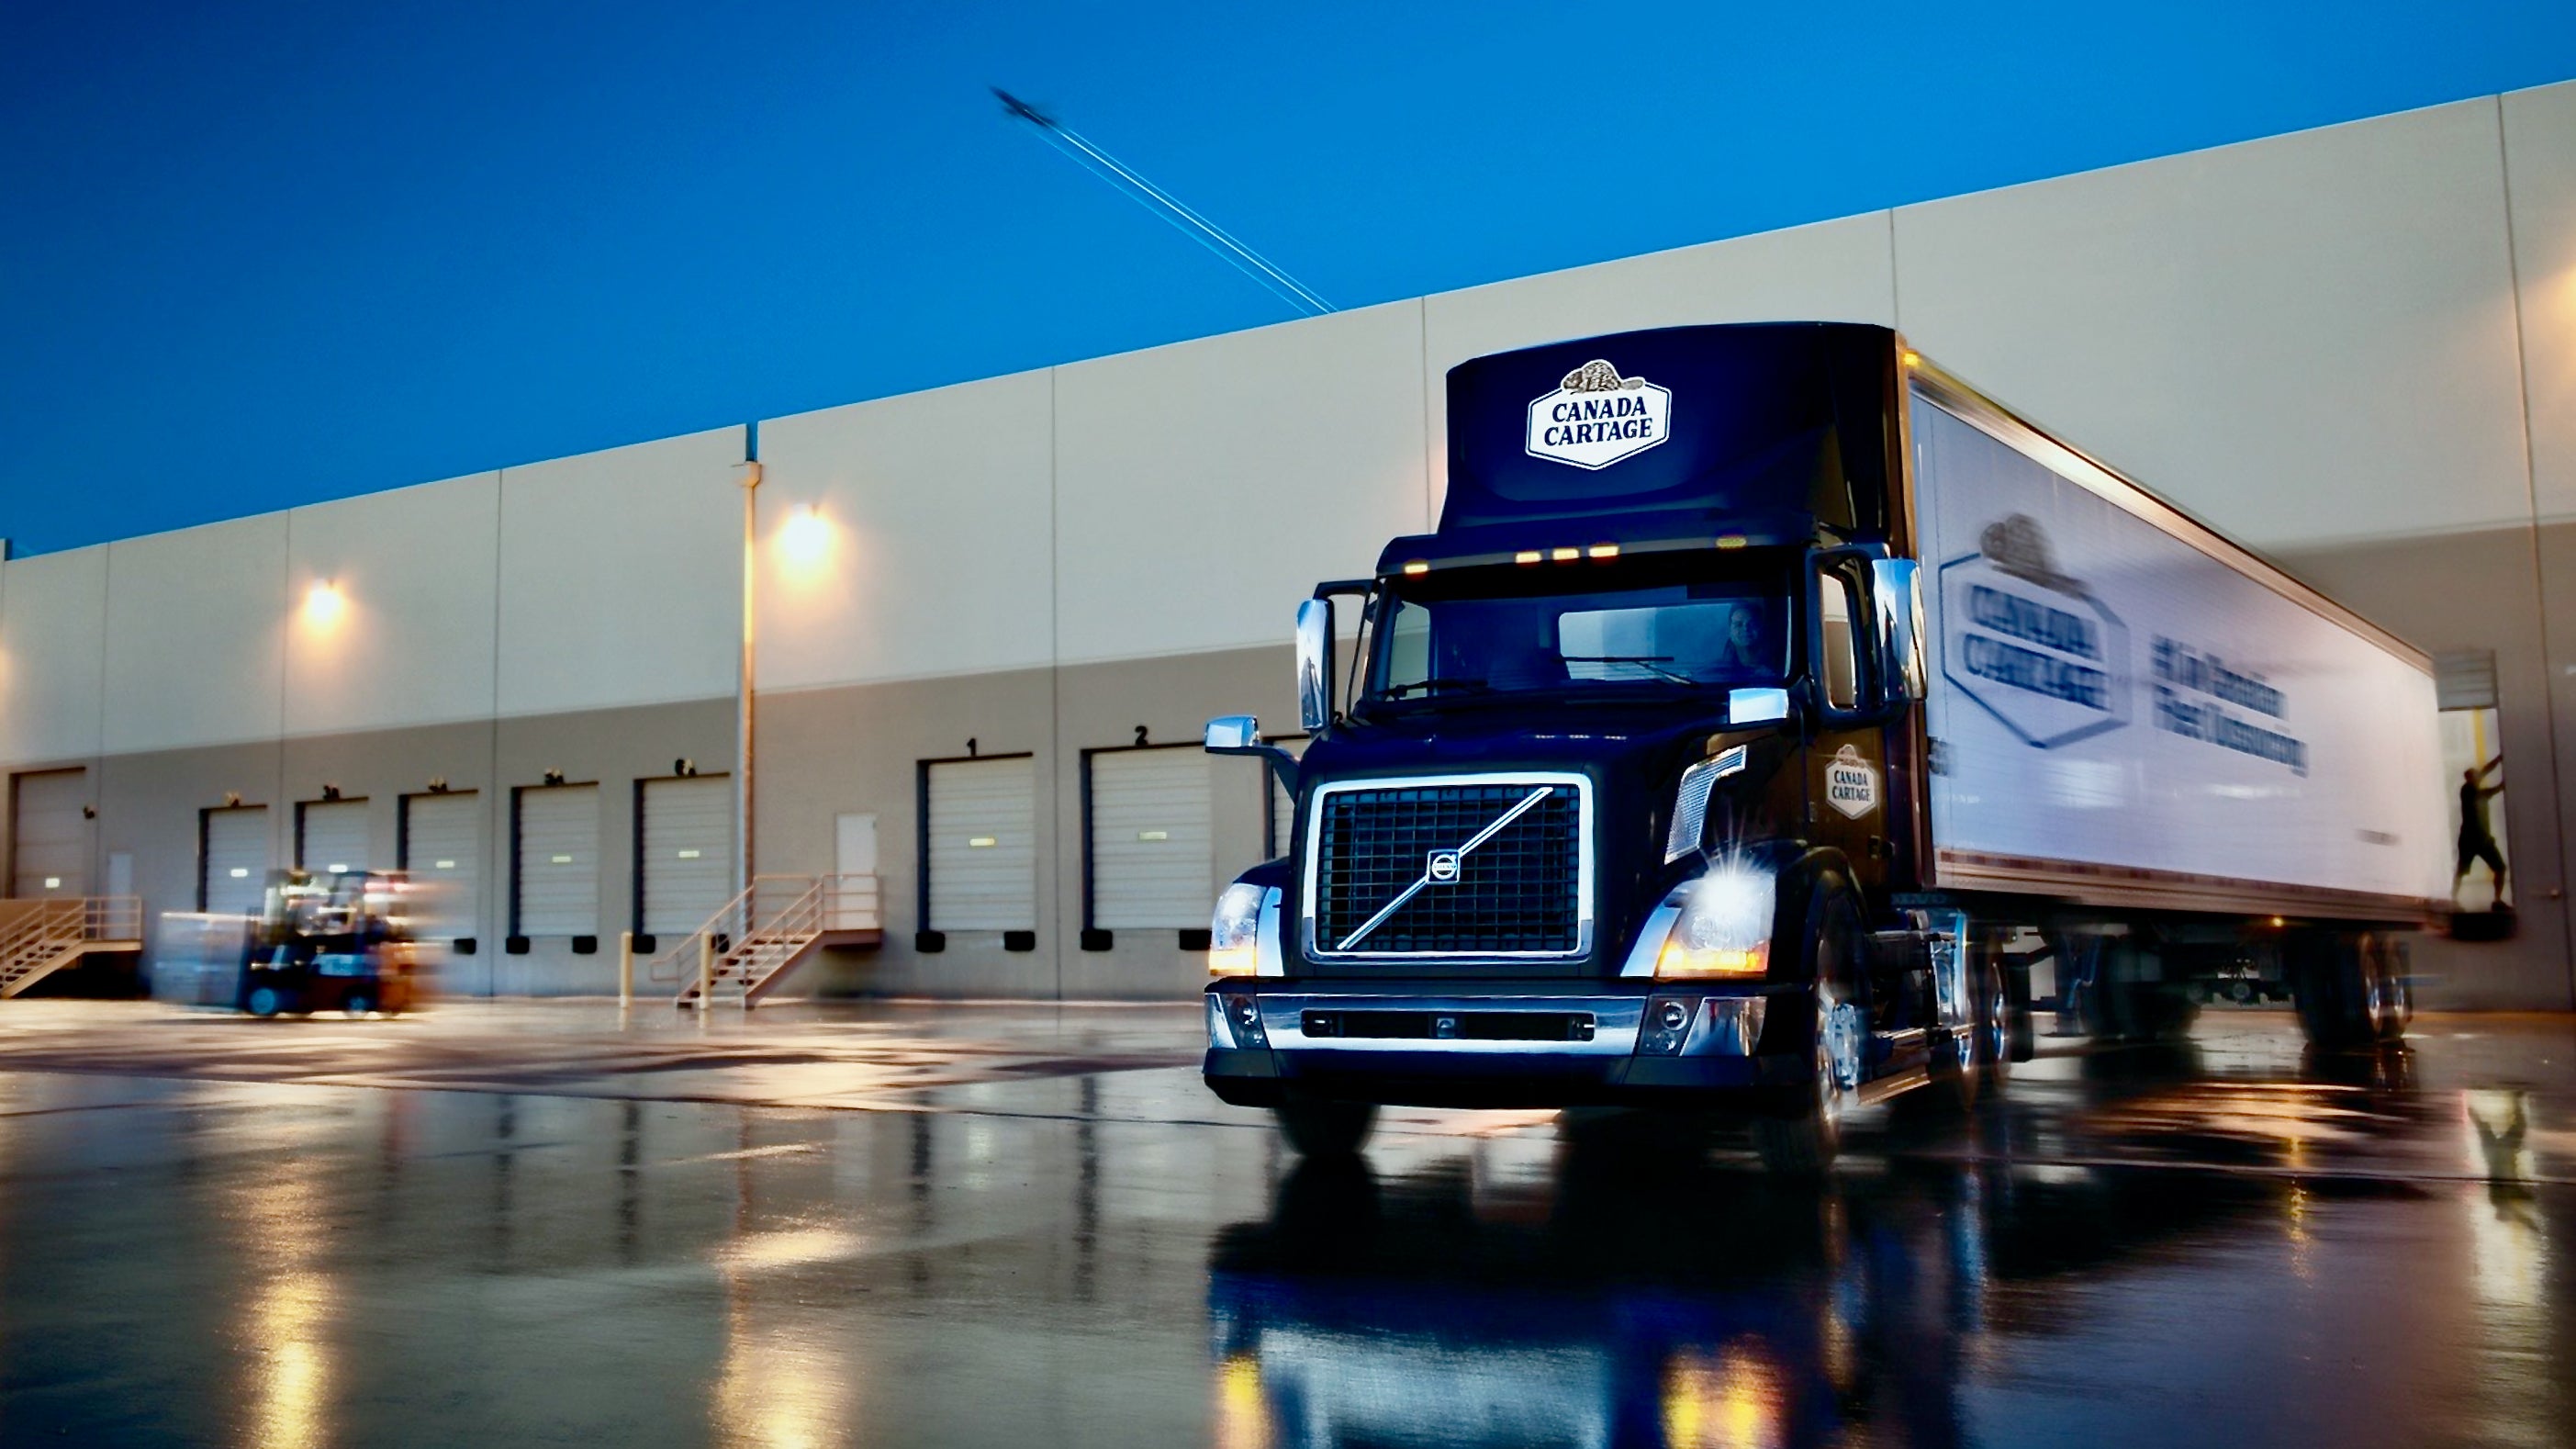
[4,1,2572,556]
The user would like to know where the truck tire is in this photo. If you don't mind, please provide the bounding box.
[1754,884,1861,1174]
[1276,1100,1377,1159]
[244,984,284,1018]
[1973,959,2012,1095]
[2290,931,2378,1050]
[2367,935,2412,1042]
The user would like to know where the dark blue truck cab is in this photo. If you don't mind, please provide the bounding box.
[1200,322,1998,1171]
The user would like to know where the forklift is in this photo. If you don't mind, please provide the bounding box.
[236,870,420,1017]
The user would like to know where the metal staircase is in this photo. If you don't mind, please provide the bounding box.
[650,873,879,1009]
[0,896,143,998]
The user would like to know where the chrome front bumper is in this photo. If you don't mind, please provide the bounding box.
[1203,983,1789,1109]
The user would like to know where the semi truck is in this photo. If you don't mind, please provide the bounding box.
[1200,321,2448,1171]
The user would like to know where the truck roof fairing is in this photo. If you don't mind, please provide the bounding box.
[1442,321,1900,545]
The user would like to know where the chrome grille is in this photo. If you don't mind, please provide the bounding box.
[1308,777,1586,957]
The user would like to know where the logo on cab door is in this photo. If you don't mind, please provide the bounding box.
[1825,744,1879,819]
[1525,359,1672,470]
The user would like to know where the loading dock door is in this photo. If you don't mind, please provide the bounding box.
[1090,747,1214,929]
[925,757,1035,931]
[297,799,370,874]
[641,776,734,935]
[402,792,482,938]
[202,806,270,915]
[515,785,599,937]
[12,768,90,897]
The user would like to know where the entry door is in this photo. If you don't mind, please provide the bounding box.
[925,757,1036,931]
[297,799,370,875]
[1089,747,1215,930]
[640,776,734,935]
[834,812,879,929]
[12,768,90,897]
[515,784,600,937]
[402,792,482,939]
[202,806,270,915]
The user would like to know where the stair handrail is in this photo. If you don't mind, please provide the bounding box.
[0,900,77,963]
[644,874,832,987]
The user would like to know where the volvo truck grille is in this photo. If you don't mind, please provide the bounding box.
[1305,774,1591,958]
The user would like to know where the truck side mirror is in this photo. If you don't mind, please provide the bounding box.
[1870,557,1929,702]
[1295,599,1334,731]
[1204,713,1300,793]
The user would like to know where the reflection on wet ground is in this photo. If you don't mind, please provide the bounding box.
[0,1002,2569,1446]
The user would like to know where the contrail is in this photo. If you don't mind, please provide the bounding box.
[993,87,1332,317]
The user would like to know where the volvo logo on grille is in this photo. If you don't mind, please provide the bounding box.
[1333,784,1559,951]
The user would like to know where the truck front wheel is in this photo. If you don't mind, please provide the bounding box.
[1276,1099,1377,1159]
[1754,975,1852,1174]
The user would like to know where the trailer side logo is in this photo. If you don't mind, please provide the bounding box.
[1939,514,2134,749]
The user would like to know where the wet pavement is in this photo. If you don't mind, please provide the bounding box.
[0,1000,2570,1447]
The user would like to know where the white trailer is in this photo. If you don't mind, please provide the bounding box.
[1906,362,2449,1042]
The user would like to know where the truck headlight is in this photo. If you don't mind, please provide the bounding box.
[1655,859,1775,979]
[1207,882,1266,978]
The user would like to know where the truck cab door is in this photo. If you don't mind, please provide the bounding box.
[1808,558,1893,901]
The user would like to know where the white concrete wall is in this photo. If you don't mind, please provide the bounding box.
[102,514,289,756]
[497,426,746,716]
[1052,299,1428,665]
[1893,95,2532,553]
[285,474,499,736]
[2507,83,2576,523]
[756,372,1054,691]
[0,546,106,766]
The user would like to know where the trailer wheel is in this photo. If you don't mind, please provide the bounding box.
[2367,936,2412,1042]
[1275,1099,1377,1159]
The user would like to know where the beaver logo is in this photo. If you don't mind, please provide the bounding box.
[1527,359,1672,470]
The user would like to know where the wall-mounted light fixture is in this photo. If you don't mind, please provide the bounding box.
[303,579,346,628]
[778,503,834,573]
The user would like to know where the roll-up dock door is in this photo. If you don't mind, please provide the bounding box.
[296,799,370,875]
[924,757,1036,931]
[401,792,482,939]
[514,784,599,937]
[11,768,90,897]
[201,806,270,915]
[1088,747,1214,929]
[640,775,734,935]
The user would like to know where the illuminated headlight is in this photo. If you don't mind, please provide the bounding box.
[1655,859,1776,979]
[1207,882,1266,978]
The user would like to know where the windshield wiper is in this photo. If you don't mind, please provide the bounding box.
[1376,676,1492,700]
[1561,654,1694,685]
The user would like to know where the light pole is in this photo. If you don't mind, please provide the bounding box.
[737,455,761,902]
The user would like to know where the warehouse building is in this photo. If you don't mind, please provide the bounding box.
[3,82,2573,1008]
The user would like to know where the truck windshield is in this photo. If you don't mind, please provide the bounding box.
[1363,555,1789,705]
